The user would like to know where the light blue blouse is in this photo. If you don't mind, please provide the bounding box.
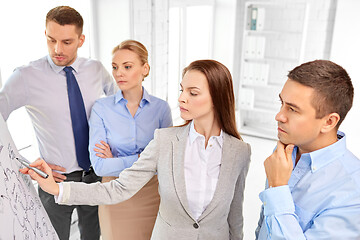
[88,88,172,176]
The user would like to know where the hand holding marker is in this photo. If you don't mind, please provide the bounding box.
[16,157,49,179]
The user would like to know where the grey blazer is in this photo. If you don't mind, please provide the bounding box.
[60,124,251,240]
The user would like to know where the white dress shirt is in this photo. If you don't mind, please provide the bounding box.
[184,121,223,220]
[0,55,118,173]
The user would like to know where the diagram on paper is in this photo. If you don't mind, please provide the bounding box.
[0,115,59,240]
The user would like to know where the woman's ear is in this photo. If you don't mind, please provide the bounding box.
[143,63,150,77]
[321,112,340,133]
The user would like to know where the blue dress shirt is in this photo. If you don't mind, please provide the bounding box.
[256,131,360,239]
[88,88,173,176]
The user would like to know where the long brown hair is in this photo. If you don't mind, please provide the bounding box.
[182,60,241,140]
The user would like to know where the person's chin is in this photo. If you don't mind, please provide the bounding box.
[280,139,297,148]
[180,112,192,121]
[277,134,289,145]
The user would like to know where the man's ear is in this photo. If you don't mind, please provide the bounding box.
[321,113,340,133]
[78,34,85,48]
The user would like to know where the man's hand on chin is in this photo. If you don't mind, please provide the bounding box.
[264,141,294,188]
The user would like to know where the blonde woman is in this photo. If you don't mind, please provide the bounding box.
[88,40,172,239]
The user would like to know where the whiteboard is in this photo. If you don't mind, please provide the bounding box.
[0,114,58,240]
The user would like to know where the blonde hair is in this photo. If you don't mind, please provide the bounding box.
[112,40,150,77]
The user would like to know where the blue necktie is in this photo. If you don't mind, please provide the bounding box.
[64,66,91,171]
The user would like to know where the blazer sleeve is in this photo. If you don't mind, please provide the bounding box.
[59,128,161,206]
[228,143,251,240]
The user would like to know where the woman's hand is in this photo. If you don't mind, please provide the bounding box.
[94,141,113,158]
[19,158,60,196]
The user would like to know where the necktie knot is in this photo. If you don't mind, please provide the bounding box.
[63,66,74,74]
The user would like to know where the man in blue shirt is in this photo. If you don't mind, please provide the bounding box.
[256,60,360,239]
[0,6,117,240]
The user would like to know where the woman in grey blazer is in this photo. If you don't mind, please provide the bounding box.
[23,60,251,240]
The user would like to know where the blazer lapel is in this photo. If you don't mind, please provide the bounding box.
[172,124,196,220]
[198,133,237,221]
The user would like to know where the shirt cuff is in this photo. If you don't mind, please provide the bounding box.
[54,183,63,203]
[259,185,295,216]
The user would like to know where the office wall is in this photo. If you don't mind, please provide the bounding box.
[90,0,131,71]
[131,0,169,99]
[212,0,237,71]
[233,0,337,103]
[330,0,360,158]
[92,0,169,99]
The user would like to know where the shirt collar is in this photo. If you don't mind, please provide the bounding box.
[47,55,80,74]
[114,87,151,107]
[188,120,224,147]
[294,131,347,173]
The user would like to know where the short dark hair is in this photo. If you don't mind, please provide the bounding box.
[288,60,353,127]
[46,6,83,35]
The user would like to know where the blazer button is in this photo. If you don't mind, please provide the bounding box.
[193,223,199,229]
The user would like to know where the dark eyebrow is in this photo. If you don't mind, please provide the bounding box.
[46,35,74,42]
[279,94,301,110]
[179,83,200,90]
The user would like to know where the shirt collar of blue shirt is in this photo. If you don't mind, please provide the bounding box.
[47,55,81,74]
[292,131,346,173]
[188,120,224,148]
[114,86,151,107]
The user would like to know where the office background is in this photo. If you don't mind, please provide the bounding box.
[0,0,359,239]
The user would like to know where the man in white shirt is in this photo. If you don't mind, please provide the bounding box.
[0,6,117,240]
